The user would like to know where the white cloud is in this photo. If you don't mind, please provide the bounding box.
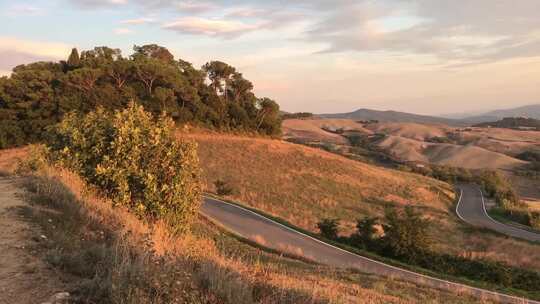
[175,1,217,14]
[162,17,259,38]
[5,4,44,16]
[0,37,71,59]
[114,28,134,35]
[0,37,71,72]
[120,17,155,25]
[70,0,128,8]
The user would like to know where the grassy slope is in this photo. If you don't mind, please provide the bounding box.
[183,132,454,233]
[183,132,540,271]
[0,150,487,304]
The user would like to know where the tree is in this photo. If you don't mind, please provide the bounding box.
[202,61,236,97]
[133,44,174,63]
[352,216,380,249]
[67,48,80,68]
[105,58,132,89]
[382,206,432,259]
[0,44,282,148]
[229,72,253,102]
[256,97,281,135]
[317,218,339,240]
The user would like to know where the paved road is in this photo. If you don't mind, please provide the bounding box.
[201,197,539,304]
[456,184,540,243]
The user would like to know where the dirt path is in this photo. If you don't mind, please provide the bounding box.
[0,177,65,304]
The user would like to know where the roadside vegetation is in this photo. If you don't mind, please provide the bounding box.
[316,207,540,298]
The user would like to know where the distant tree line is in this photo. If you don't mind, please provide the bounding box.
[281,112,314,120]
[0,44,282,148]
[474,117,540,130]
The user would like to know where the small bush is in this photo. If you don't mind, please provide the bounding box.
[14,145,48,176]
[46,102,202,233]
[316,218,339,240]
[214,179,234,196]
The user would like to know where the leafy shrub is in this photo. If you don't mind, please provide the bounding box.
[47,102,202,233]
[214,179,234,196]
[316,218,339,240]
[382,206,432,260]
[15,145,48,176]
[337,206,540,293]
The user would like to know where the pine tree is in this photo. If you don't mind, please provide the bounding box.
[67,48,80,67]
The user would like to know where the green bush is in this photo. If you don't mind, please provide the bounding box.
[316,218,339,240]
[214,179,234,196]
[47,102,202,233]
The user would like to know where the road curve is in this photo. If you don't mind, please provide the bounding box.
[456,184,540,243]
[201,197,539,304]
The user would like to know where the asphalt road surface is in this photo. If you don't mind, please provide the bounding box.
[201,196,539,304]
[456,184,540,243]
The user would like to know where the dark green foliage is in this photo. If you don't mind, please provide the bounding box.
[516,150,540,162]
[350,216,379,249]
[331,207,540,293]
[214,179,234,196]
[282,112,313,120]
[427,136,454,144]
[316,218,339,240]
[46,103,202,233]
[67,48,81,68]
[0,44,282,148]
[382,206,432,260]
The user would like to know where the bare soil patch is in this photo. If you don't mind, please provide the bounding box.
[0,177,65,304]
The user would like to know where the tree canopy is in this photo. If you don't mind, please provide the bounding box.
[0,44,282,148]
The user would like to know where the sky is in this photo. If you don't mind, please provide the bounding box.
[1,0,540,116]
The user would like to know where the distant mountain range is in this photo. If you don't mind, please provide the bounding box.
[319,108,462,125]
[458,104,540,124]
[319,104,540,126]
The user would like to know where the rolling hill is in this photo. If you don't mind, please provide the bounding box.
[457,104,540,123]
[319,108,463,126]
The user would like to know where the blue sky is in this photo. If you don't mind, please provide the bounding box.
[1,0,540,115]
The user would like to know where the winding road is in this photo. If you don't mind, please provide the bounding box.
[201,196,539,304]
[456,184,540,243]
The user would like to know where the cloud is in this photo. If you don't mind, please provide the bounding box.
[175,1,218,14]
[114,28,134,35]
[162,17,259,38]
[120,17,155,25]
[69,0,128,8]
[0,37,71,72]
[4,4,44,16]
[302,0,540,64]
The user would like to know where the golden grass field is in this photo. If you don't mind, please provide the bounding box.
[179,132,540,271]
[0,148,492,304]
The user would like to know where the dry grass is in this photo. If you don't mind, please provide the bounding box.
[173,133,540,271]
[282,119,372,144]
[181,132,454,236]
[0,147,493,303]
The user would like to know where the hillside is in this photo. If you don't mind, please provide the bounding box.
[179,132,540,272]
[365,122,451,141]
[462,104,540,123]
[282,119,371,144]
[183,131,454,234]
[319,108,463,126]
[0,149,486,304]
[376,135,526,169]
[474,117,540,130]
